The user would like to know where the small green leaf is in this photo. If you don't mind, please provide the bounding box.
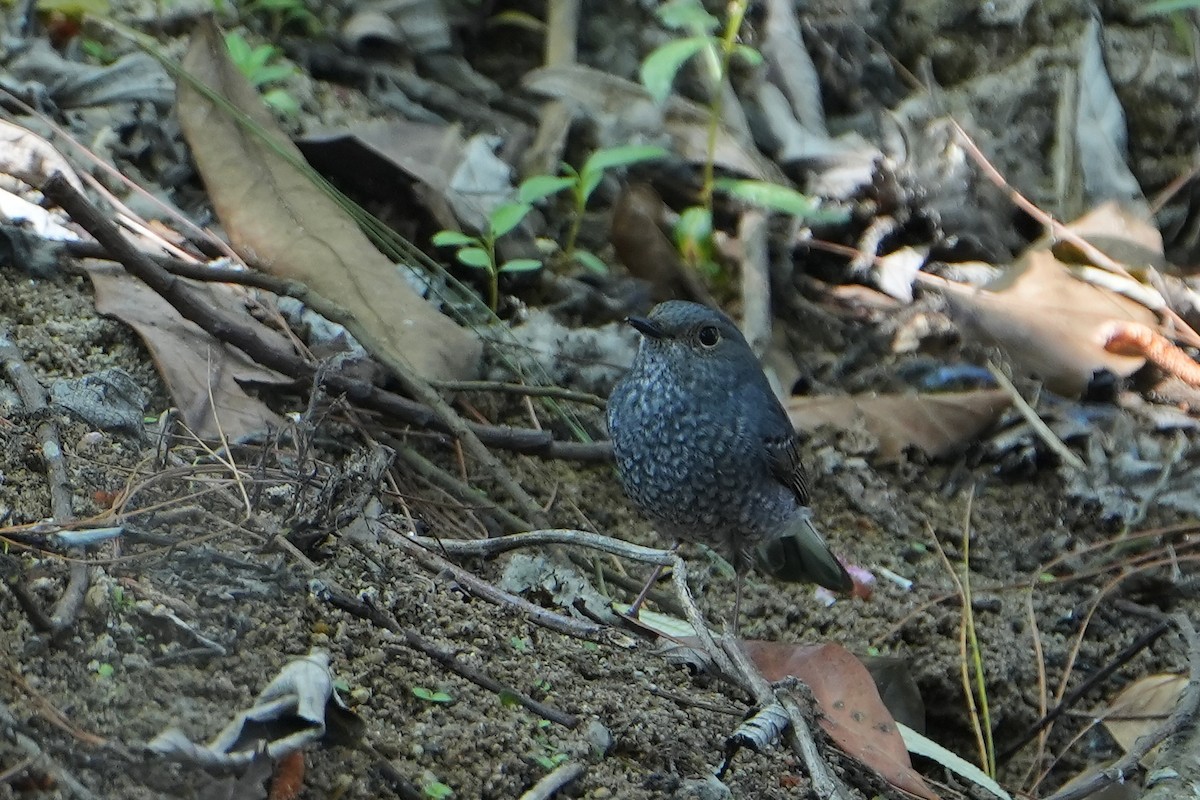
[423,780,453,799]
[262,88,299,117]
[498,690,521,707]
[499,258,543,274]
[224,32,251,65]
[455,247,492,270]
[489,202,532,238]
[96,663,114,679]
[412,686,454,703]
[518,175,574,204]
[579,145,669,200]
[715,179,849,223]
[250,63,295,86]
[583,145,669,175]
[732,44,763,67]
[640,36,710,104]
[572,250,608,274]
[656,0,719,32]
[673,205,713,250]
[431,230,477,248]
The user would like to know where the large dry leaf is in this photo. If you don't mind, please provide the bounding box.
[1052,201,1167,272]
[176,20,479,382]
[1100,673,1186,757]
[787,389,1012,462]
[743,641,940,800]
[937,249,1156,395]
[86,263,288,441]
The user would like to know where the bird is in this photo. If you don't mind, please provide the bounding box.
[606,300,852,630]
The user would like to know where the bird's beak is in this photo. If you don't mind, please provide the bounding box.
[626,316,665,339]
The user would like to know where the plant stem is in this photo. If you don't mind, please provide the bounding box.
[485,235,499,310]
[701,0,748,210]
[562,185,585,266]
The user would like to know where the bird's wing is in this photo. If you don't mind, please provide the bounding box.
[764,432,812,506]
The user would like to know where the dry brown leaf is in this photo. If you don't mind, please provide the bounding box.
[1052,201,1165,270]
[86,263,288,441]
[1100,673,1186,757]
[743,641,940,800]
[610,183,716,306]
[936,248,1156,395]
[787,389,1012,462]
[176,20,479,382]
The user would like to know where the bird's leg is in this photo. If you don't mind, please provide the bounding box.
[626,542,679,618]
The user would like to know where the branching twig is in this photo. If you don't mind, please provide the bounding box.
[721,637,849,800]
[383,529,619,644]
[986,362,1085,470]
[392,444,531,534]
[0,326,85,634]
[1043,614,1200,800]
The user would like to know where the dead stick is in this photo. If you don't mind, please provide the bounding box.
[0,327,85,635]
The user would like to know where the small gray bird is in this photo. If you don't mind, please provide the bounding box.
[606,300,852,624]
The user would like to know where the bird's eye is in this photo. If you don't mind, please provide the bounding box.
[697,325,721,348]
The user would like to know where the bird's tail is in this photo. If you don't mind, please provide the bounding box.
[756,513,853,593]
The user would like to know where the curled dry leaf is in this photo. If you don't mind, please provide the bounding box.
[933,248,1158,395]
[1100,672,1186,758]
[85,263,288,441]
[177,20,480,382]
[742,641,940,800]
[787,389,1012,462]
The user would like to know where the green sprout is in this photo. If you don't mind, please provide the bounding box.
[224,32,299,116]
[432,203,541,310]
[411,686,454,704]
[517,144,668,273]
[423,780,453,799]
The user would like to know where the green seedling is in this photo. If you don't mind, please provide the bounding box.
[517,144,668,273]
[224,32,299,116]
[432,203,541,310]
[640,0,761,280]
[423,780,453,799]
[242,0,320,36]
[714,178,850,225]
[411,686,454,704]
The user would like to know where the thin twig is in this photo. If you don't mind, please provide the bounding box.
[0,326,85,634]
[0,699,98,800]
[950,120,1200,350]
[384,530,621,644]
[407,529,734,675]
[392,444,531,534]
[986,362,1085,470]
[431,380,607,410]
[1043,614,1200,800]
[997,617,1171,764]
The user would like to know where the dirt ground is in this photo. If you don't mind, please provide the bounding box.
[2,1,1200,799]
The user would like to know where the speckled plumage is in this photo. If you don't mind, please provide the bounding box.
[606,301,851,592]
